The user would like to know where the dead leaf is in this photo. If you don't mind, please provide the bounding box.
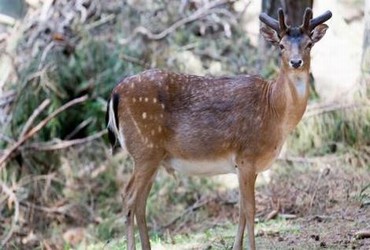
[63,227,86,245]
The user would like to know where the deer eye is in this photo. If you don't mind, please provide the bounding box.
[306,42,313,49]
[279,44,285,50]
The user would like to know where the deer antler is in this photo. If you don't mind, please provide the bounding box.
[302,8,313,31]
[277,8,287,33]
[261,7,332,34]
[259,13,279,32]
[309,10,332,30]
[259,8,287,35]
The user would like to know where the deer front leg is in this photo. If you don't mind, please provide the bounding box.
[235,160,257,250]
[233,192,246,250]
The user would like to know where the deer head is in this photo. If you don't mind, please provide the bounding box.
[260,8,332,70]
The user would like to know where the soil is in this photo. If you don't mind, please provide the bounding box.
[159,163,370,250]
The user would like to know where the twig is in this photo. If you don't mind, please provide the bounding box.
[0,181,20,247]
[361,183,370,195]
[354,230,370,239]
[86,14,116,31]
[265,201,280,221]
[19,99,51,138]
[38,41,55,70]
[278,156,319,164]
[309,168,330,209]
[0,14,16,26]
[160,198,209,229]
[304,101,370,119]
[265,209,279,221]
[279,214,297,220]
[119,0,228,44]
[0,95,88,168]
[120,54,147,67]
[76,0,88,23]
[65,117,93,140]
[0,90,16,107]
[24,130,106,151]
[20,201,73,215]
[0,133,14,144]
[278,153,351,165]
[20,200,94,221]
[17,173,63,188]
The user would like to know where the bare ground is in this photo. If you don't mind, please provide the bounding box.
[140,162,370,250]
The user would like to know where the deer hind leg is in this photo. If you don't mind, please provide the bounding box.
[235,160,257,250]
[122,158,161,250]
[122,174,137,250]
[135,165,159,250]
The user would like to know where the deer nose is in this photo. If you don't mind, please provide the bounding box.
[290,59,303,69]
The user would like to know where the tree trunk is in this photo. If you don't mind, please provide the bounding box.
[261,0,313,26]
[362,0,370,97]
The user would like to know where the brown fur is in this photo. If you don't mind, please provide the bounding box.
[107,9,331,250]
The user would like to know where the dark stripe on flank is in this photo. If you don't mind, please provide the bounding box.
[112,93,120,129]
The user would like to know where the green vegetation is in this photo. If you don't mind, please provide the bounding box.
[289,108,370,161]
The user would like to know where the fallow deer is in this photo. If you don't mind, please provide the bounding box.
[106,8,332,250]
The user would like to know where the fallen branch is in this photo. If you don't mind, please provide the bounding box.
[0,95,88,168]
[0,90,16,107]
[279,214,297,220]
[120,54,148,67]
[19,99,51,138]
[265,209,279,221]
[19,200,95,223]
[354,230,370,240]
[24,130,106,151]
[38,41,55,70]
[0,133,14,144]
[86,14,116,31]
[361,183,370,192]
[119,0,228,44]
[65,117,93,140]
[265,201,280,221]
[160,198,209,229]
[0,180,20,247]
[304,101,370,119]
[278,153,351,165]
[0,14,16,26]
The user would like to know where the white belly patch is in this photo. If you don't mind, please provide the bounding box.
[168,155,237,176]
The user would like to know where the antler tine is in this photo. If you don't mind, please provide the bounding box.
[302,8,312,31]
[277,8,287,33]
[259,13,279,32]
[310,10,332,30]
[259,8,288,35]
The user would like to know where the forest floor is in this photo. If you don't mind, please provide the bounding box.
[79,160,370,250]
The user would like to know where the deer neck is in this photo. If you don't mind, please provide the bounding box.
[272,67,310,132]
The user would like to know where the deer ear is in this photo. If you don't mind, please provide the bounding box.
[310,24,328,43]
[260,26,280,45]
